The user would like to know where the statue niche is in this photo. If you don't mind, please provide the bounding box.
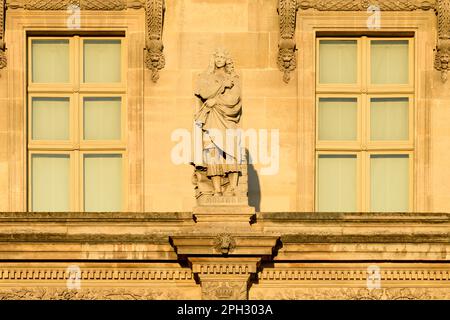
[191,49,248,206]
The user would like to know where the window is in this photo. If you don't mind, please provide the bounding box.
[316,37,414,212]
[28,36,127,212]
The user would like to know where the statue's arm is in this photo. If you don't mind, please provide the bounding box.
[219,77,241,106]
[195,76,222,101]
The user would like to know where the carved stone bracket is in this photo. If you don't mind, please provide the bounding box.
[435,0,450,82]
[170,234,278,256]
[277,0,299,83]
[145,0,165,82]
[0,0,6,70]
[190,258,260,300]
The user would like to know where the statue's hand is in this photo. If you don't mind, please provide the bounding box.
[224,79,234,88]
[205,98,216,108]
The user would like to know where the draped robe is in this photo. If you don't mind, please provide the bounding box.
[193,70,242,176]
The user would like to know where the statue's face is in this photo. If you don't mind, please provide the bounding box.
[215,53,227,68]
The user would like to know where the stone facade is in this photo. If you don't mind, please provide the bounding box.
[0,0,449,300]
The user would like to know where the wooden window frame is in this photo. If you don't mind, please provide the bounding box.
[79,150,128,212]
[315,36,415,212]
[79,37,128,92]
[27,35,128,212]
[315,151,362,212]
[316,37,363,93]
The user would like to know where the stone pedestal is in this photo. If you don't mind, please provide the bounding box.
[193,205,255,224]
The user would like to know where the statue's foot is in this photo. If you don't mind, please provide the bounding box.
[213,192,223,197]
[228,188,236,196]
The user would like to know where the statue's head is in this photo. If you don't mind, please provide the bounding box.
[214,49,228,69]
[205,48,235,74]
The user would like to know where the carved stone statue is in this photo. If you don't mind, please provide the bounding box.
[191,49,248,205]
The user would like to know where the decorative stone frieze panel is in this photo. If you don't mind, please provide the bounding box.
[250,287,450,300]
[0,287,195,300]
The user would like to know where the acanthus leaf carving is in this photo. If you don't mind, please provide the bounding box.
[435,0,450,82]
[145,0,165,82]
[277,0,298,83]
[0,0,6,70]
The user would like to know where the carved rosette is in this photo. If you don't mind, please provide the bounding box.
[435,0,450,82]
[145,0,165,82]
[0,0,6,70]
[277,0,299,83]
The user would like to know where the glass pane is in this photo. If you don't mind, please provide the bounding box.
[319,40,357,84]
[318,98,357,141]
[84,40,121,83]
[32,97,70,140]
[84,154,122,212]
[371,154,409,212]
[32,39,70,83]
[31,154,70,212]
[371,40,409,84]
[371,98,409,141]
[84,97,121,140]
[317,155,357,212]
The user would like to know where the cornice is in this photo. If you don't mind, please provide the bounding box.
[258,212,450,223]
[0,211,193,222]
[0,233,169,243]
[281,233,450,243]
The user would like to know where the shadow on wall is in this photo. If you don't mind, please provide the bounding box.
[246,149,261,212]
